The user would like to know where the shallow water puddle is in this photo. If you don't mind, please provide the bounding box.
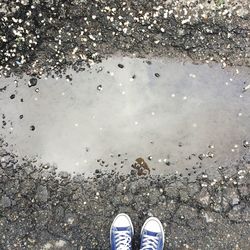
[0,57,249,176]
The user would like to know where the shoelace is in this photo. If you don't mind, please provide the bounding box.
[140,234,159,250]
[114,230,131,250]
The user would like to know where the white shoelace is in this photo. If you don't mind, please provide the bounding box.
[140,234,159,250]
[114,230,131,250]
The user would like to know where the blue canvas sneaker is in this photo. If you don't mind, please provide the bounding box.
[140,217,164,250]
[110,213,134,250]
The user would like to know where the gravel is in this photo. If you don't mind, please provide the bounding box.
[0,138,249,249]
[0,0,250,249]
[0,0,249,77]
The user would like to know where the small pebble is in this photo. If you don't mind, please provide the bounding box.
[30,125,35,131]
[29,78,38,87]
[97,85,103,91]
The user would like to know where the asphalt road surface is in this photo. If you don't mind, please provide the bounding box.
[0,0,250,249]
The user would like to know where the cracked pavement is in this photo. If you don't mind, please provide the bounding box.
[0,0,250,249]
[0,139,250,249]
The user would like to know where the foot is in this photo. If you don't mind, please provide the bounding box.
[140,217,164,250]
[110,213,134,250]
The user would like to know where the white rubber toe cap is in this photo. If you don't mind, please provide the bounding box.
[141,217,164,238]
[112,213,133,229]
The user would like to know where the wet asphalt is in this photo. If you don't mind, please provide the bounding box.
[0,141,250,249]
[0,0,249,78]
[0,0,250,249]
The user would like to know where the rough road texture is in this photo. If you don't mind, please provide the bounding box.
[1,1,250,249]
[0,138,250,249]
[0,0,249,77]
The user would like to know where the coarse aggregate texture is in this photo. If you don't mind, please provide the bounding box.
[0,139,250,249]
[1,1,250,249]
[0,0,249,78]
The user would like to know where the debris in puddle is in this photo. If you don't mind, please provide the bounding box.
[97,84,103,91]
[28,78,38,87]
[243,140,249,148]
[97,67,103,73]
[165,161,171,166]
[206,152,214,158]
[0,86,7,92]
[66,75,73,82]
[131,157,150,176]
[30,125,35,131]
[198,154,206,160]
[242,84,250,93]
[148,155,152,161]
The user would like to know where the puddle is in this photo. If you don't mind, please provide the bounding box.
[0,57,249,177]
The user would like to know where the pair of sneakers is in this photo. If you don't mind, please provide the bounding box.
[110,213,164,250]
